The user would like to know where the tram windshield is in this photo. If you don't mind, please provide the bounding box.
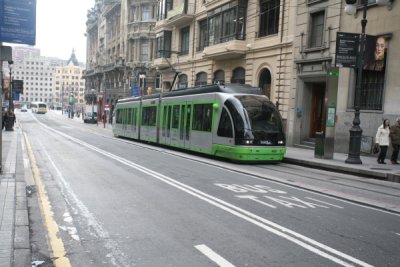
[235,95,282,132]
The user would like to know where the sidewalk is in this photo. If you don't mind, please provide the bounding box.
[0,123,30,267]
[284,147,400,183]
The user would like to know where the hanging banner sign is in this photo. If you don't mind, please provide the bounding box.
[335,32,359,68]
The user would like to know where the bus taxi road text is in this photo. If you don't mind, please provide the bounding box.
[215,184,344,210]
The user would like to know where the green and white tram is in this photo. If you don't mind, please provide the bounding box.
[113,84,286,162]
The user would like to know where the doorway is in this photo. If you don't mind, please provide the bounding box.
[309,83,326,138]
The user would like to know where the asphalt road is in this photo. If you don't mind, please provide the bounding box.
[18,110,400,267]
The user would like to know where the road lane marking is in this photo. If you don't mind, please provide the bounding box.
[40,143,131,266]
[195,244,235,267]
[35,119,375,267]
[305,197,344,209]
[23,133,72,267]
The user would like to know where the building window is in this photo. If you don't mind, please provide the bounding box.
[178,74,188,89]
[214,70,225,85]
[207,1,247,46]
[180,27,190,55]
[155,74,162,89]
[198,20,208,51]
[195,72,207,86]
[156,31,172,58]
[355,70,385,110]
[142,5,152,21]
[309,11,325,48]
[231,67,245,84]
[259,0,280,37]
[141,40,149,61]
[129,6,136,22]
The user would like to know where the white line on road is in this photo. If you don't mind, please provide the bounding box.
[35,119,374,267]
[195,244,235,267]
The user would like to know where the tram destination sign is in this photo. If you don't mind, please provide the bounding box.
[335,32,359,68]
[0,0,36,45]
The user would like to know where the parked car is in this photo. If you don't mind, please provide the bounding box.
[21,105,28,112]
[83,112,97,123]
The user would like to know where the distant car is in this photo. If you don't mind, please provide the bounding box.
[21,106,28,112]
[83,112,97,123]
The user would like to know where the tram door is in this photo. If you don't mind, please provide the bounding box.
[184,104,192,149]
[168,103,191,148]
[161,105,172,145]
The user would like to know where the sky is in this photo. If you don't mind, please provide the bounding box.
[35,0,95,63]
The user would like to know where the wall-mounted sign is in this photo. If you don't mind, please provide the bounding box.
[0,0,36,45]
[326,107,336,127]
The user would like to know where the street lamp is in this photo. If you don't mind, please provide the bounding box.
[344,0,390,164]
[8,60,13,112]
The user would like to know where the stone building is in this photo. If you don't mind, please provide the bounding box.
[290,0,400,156]
[53,50,86,111]
[84,0,295,124]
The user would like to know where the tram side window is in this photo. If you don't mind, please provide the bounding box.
[126,108,132,125]
[172,105,180,128]
[193,104,213,132]
[217,108,233,137]
[131,108,136,125]
[142,106,157,126]
[116,109,123,124]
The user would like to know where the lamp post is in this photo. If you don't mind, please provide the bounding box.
[344,0,391,164]
[344,0,367,164]
[8,60,13,112]
[91,88,95,121]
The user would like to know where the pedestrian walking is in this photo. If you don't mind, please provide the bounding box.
[2,108,6,130]
[389,117,400,164]
[375,119,390,164]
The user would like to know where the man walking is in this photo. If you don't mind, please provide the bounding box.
[390,117,400,164]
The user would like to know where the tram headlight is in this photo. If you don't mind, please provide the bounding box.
[245,140,253,145]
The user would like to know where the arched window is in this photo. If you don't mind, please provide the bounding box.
[213,70,225,85]
[259,68,272,98]
[231,67,245,84]
[195,72,207,86]
[178,74,188,89]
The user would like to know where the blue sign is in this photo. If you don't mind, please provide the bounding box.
[131,84,139,96]
[0,0,36,45]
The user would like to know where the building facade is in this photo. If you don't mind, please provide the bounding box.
[85,0,295,126]
[53,50,86,111]
[290,0,400,155]
[84,0,158,112]
[11,55,62,106]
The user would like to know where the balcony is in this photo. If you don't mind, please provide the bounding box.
[202,40,247,60]
[154,57,171,69]
[156,3,195,29]
[127,21,156,40]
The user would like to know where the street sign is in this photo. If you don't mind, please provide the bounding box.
[0,0,36,45]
